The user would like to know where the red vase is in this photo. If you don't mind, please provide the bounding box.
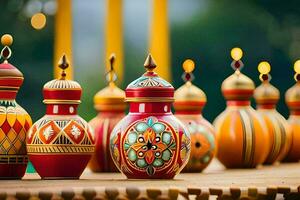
[27,55,95,179]
[0,35,32,179]
[174,60,216,172]
[88,55,126,172]
[110,55,191,179]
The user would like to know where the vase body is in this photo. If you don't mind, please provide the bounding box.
[0,100,32,179]
[176,114,216,172]
[110,102,190,179]
[0,61,32,179]
[89,111,124,172]
[284,82,300,162]
[27,75,95,179]
[214,102,269,168]
[256,108,292,164]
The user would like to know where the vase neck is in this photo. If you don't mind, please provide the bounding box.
[129,102,172,114]
[227,100,250,107]
[46,104,78,115]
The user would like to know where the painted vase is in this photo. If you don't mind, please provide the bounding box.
[0,34,32,179]
[88,55,125,172]
[174,59,216,172]
[254,62,292,164]
[27,55,95,179]
[283,61,300,162]
[109,54,191,179]
[213,48,269,168]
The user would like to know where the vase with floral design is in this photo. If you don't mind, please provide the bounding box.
[174,59,216,172]
[0,34,32,179]
[88,54,126,172]
[27,55,95,179]
[109,54,190,179]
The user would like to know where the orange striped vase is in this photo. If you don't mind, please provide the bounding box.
[254,82,292,164]
[283,82,300,162]
[214,61,269,168]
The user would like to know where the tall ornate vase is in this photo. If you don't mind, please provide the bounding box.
[27,55,95,179]
[214,48,269,168]
[0,34,32,179]
[88,55,126,172]
[110,55,191,179]
[174,59,216,172]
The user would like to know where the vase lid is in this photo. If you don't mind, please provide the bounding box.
[125,54,174,102]
[94,54,126,111]
[43,55,82,105]
[254,61,280,105]
[221,47,255,101]
[0,34,24,99]
[285,60,300,109]
[174,59,207,112]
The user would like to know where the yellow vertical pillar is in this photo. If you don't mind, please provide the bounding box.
[54,0,73,80]
[105,0,123,83]
[149,0,170,82]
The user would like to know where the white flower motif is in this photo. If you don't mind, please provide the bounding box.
[71,125,81,139]
[43,126,54,140]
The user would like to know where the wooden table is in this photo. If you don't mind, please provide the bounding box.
[1,160,299,200]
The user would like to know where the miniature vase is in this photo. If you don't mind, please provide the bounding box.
[88,55,125,172]
[174,59,216,172]
[214,48,269,168]
[109,54,191,179]
[27,55,95,179]
[0,34,32,179]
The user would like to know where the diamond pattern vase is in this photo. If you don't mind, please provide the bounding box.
[0,35,32,179]
[109,55,191,179]
[26,56,95,179]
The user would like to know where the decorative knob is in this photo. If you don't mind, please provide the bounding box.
[294,60,300,82]
[258,61,271,82]
[144,54,157,72]
[182,59,195,82]
[58,54,70,80]
[1,34,13,62]
[230,47,244,71]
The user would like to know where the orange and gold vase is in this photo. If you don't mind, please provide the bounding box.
[283,60,300,162]
[88,55,126,172]
[0,34,32,179]
[109,54,191,179]
[213,48,269,168]
[174,59,216,172]
[254,61,292,164]
[27,56,95,179]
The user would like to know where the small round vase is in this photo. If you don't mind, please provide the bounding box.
[109,55,191,179]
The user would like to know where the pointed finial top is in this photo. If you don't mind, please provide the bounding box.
[58,54,69,79]
[144,54,157,72]
[106,53,117,84]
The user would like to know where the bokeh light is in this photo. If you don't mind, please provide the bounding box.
[258,61,271,74]
[230,47,243,61]
[183,59,195,73]
[294,60,300,73]
[31,12,46,30]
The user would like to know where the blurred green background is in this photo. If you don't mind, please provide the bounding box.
[1,0,300,124]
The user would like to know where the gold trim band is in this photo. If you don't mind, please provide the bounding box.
[0,155,28,164]
[27,145,94,154]
[43,99,81,104]
[125,97,174,102]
